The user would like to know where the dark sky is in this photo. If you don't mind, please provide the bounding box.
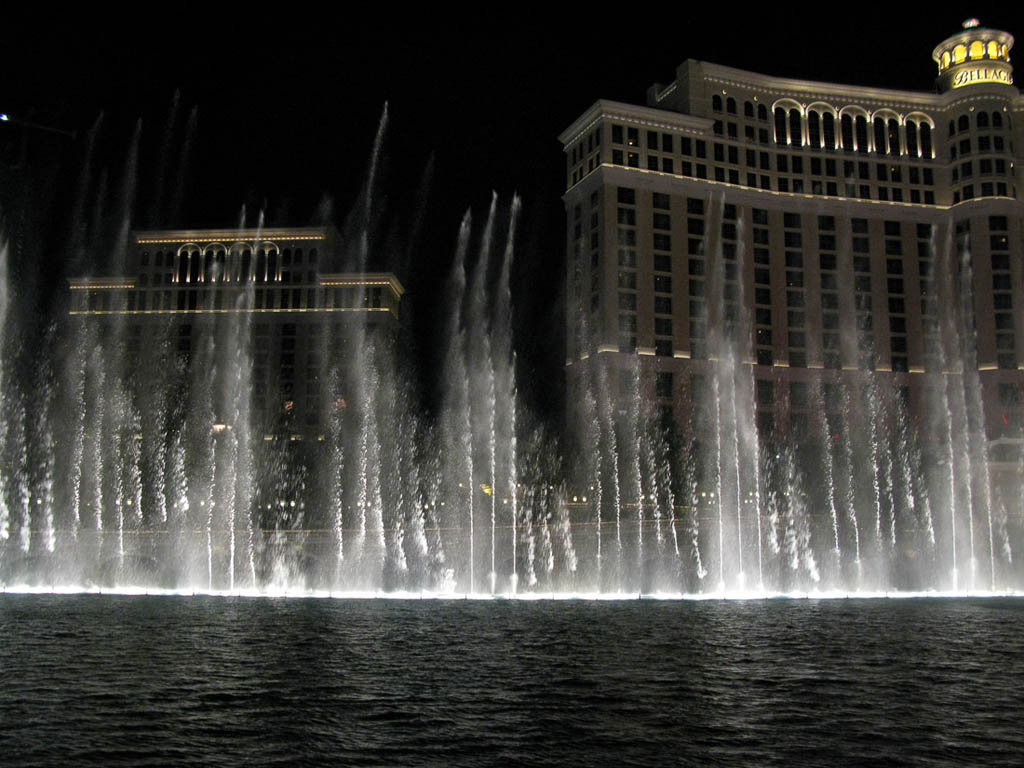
[3,10,1023,416]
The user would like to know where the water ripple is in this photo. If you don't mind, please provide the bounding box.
[1,595,1022,767]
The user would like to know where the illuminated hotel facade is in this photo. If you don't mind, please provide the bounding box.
[560,22,1024,477]
[68,226,403,436]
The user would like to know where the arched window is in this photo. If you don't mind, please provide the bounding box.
[953,44,967,63]
[855,115,868,153]
[958,114,969,131]
[758,104,768,121]
[887,119,900,156]
[267,250,278,282]
[808,112,821,149]
[204,252,215,282]
[969,40,984,60]
[992,111,1003,128]
[949,119,956,137]
[177,254,188,284]
[189,252,200,283]
[744,101,754,118]
[874,117,886,153]
[841,114,854,152]
[977,111,989,129]
[920,123,933,158]
[216,251,226,281]
[905,122,919,157]
[942,51,951,69]
[789,109,802,146]
[726,97,736,114]
[988,41,999,58]
[256,250,266,284]
[774,107,787,143]
[712,95,723,112]
[822,113,836,150]
[241,250,252,282]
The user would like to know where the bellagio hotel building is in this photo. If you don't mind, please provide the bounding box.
[561,21,1024,470]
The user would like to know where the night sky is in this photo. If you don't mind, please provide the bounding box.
[4,11,1023,419]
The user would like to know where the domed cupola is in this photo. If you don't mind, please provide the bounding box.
[933,19,1014,93]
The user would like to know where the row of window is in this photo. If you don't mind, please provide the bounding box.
[82,287,387,312]
[772,106,935,159]
[948,110,1009,135]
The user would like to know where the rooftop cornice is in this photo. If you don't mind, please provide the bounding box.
[319,272,405,296]
[559,99,712,145]
[696,62,947,108]
[133,227,332,245]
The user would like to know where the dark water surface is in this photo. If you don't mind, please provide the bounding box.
[1,595,1022,767]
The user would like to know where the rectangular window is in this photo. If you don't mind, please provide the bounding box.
[656,372,673,398]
